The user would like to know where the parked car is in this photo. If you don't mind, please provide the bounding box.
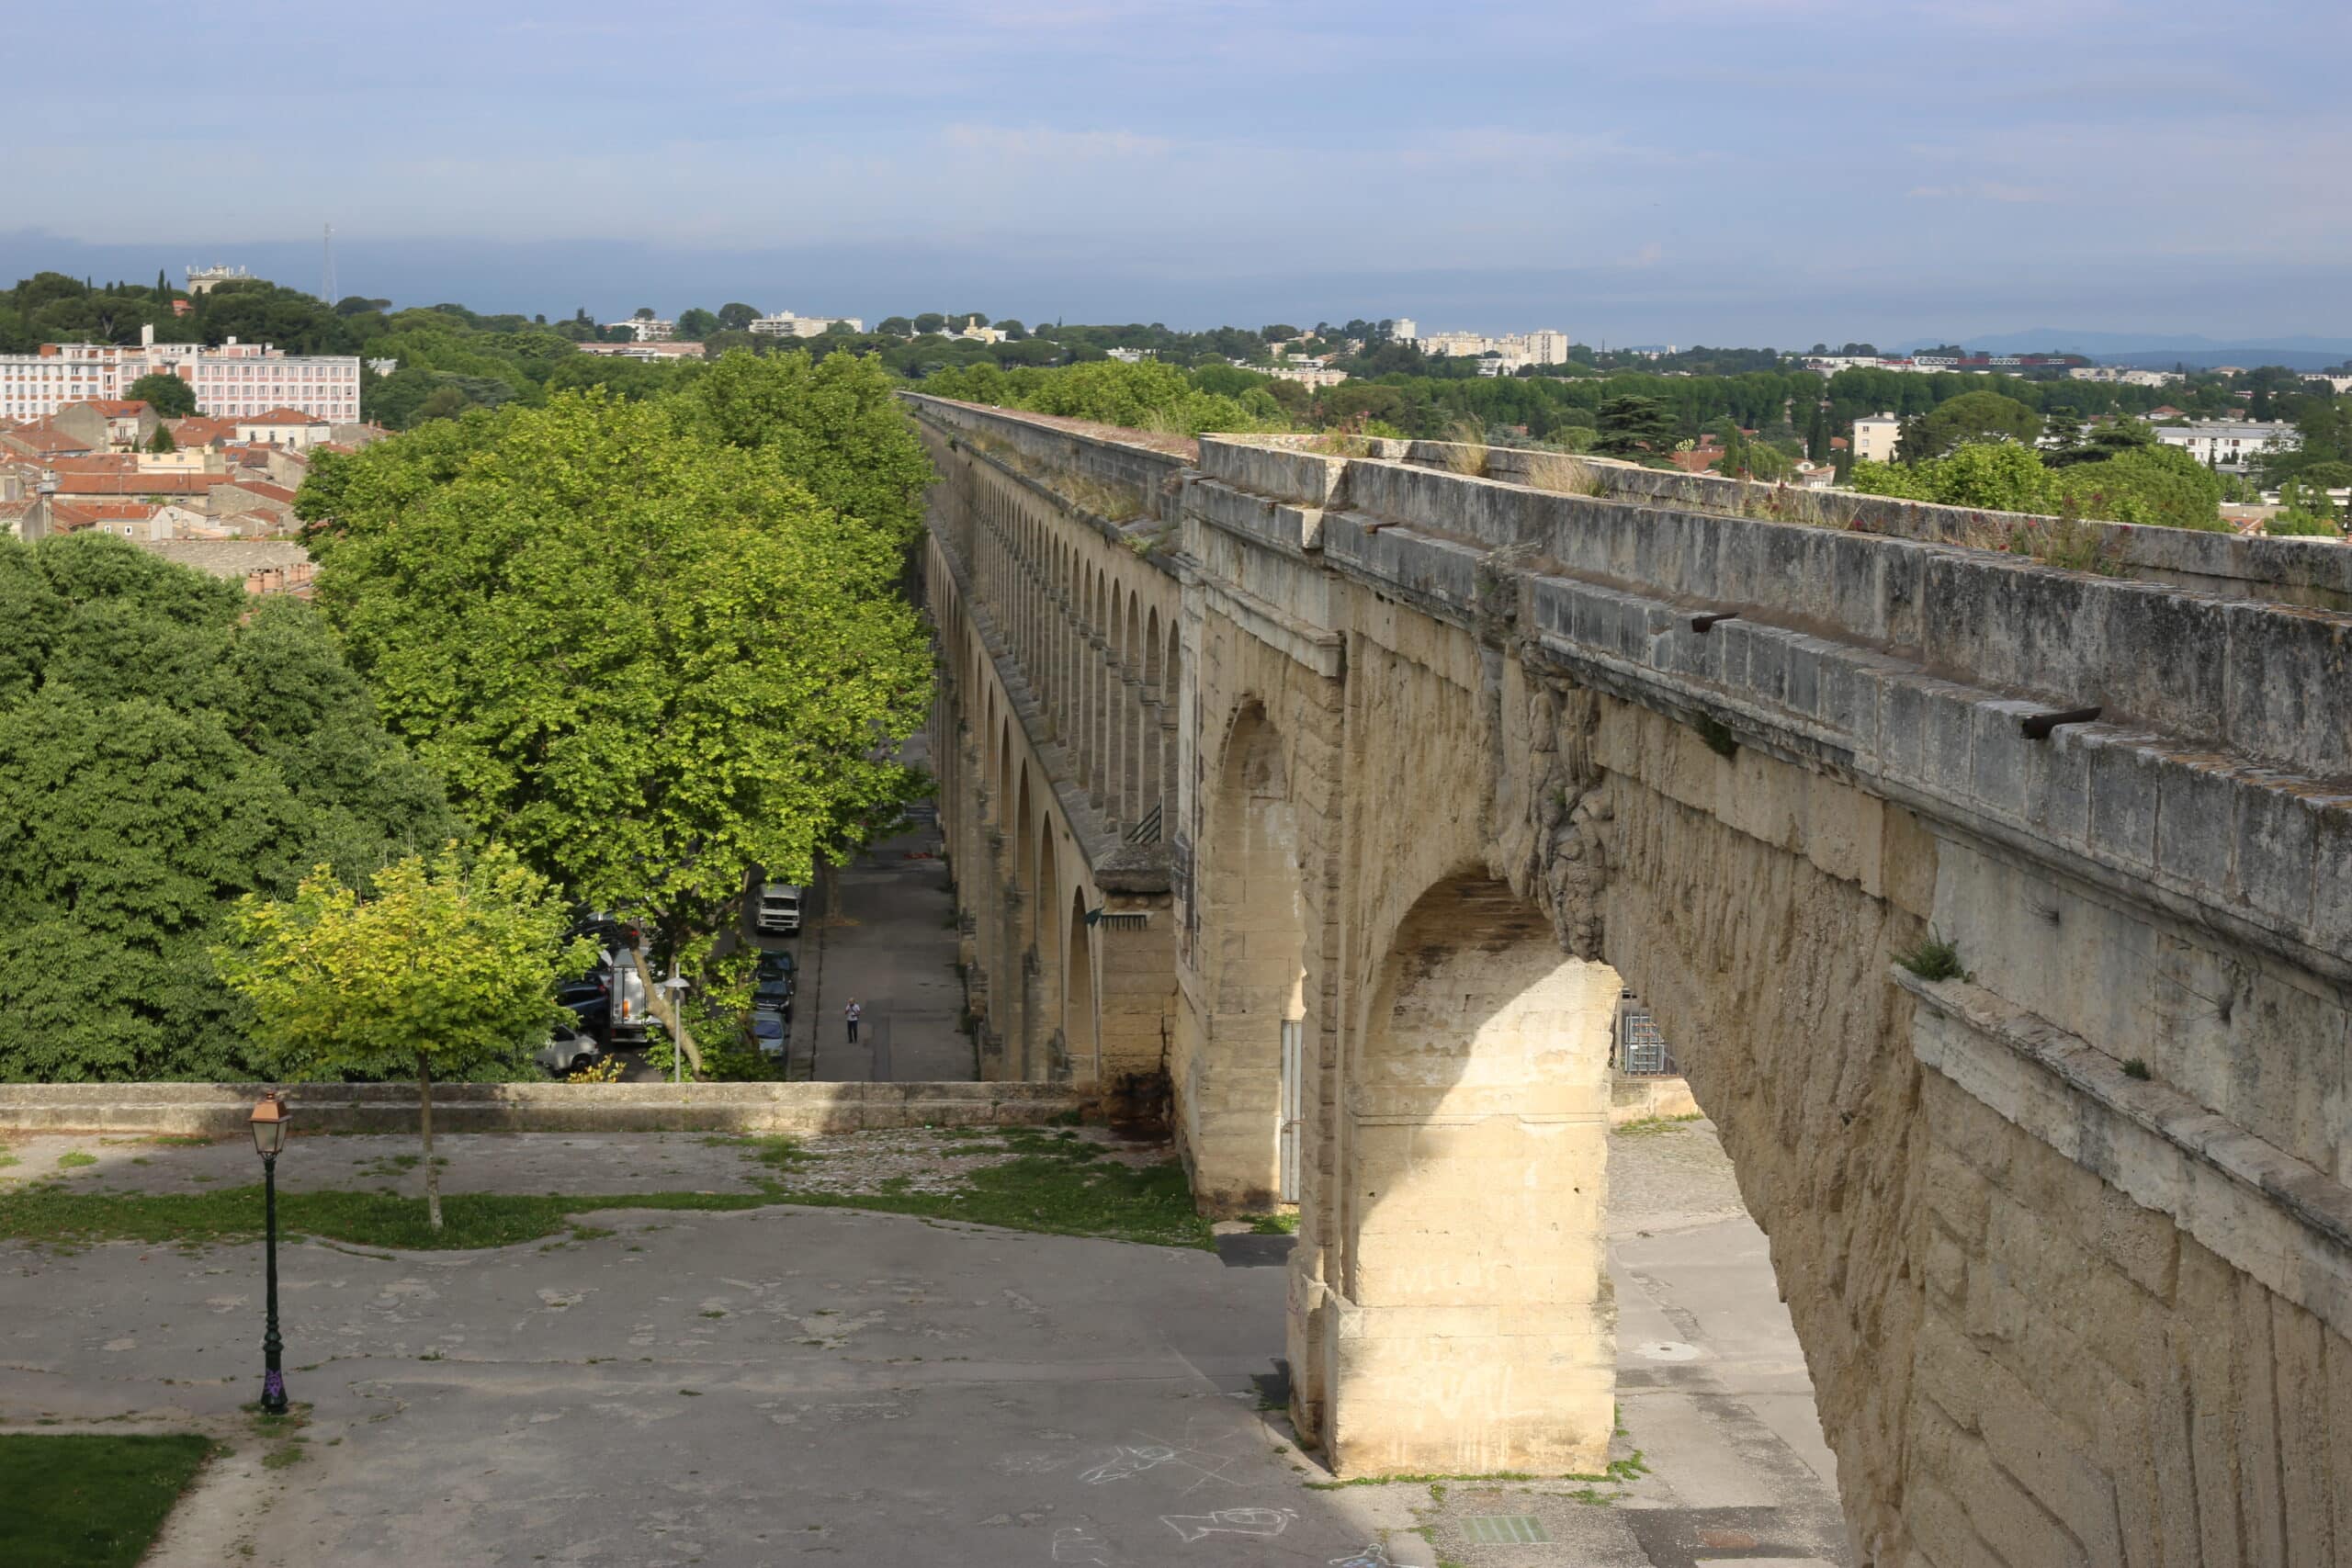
[558,978,611,1041]
[753,882,803,936]
[755,950,797,986]
[537,1023,601,1077]
[744,1007,788,1060]
[753,971,796,1011]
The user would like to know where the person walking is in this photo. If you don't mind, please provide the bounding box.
[844,998,862,1045]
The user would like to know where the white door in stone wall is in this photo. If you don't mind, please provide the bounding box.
[1279,1019,1303,1203]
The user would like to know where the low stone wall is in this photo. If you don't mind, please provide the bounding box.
[0,1081,1084,1137]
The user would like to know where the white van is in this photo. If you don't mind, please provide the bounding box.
[754,883,803,936]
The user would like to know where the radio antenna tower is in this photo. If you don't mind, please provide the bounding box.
[321,222,336,305]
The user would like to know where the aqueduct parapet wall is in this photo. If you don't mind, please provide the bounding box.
[910,393,2352,1566]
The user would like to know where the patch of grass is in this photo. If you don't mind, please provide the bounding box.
[56,1152,96,1169]
[0,1432,217,1568]
[1304,1470,1541,1490]
[1521,449,1604,497]
[1894,931,1965,983]
[0,1129,1214,1254]
[771,1132,1213,1250]
[2122,1057,2152,1081]
[0,1184,780,1253]
[0,1153,18,1170]
[1245,1212,1299,1235]
[1612,1113,1703,1138]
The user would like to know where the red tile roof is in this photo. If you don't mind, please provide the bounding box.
[50,501,161,529]
[52,470,234,496]
[227,480,299,504]
[2,422,96,457]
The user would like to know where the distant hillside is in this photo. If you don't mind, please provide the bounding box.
[1895,329,2352,370]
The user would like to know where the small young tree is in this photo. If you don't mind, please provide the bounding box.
[128,371,197,419]
[218,844,587,1229]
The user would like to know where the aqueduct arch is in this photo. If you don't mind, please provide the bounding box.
[915,395,2352,1564]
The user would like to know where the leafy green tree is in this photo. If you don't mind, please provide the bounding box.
[128,372,197,418]
[410,386,473,423]
[299,390,933,987]
[680,350,936,547]
[1896,389,2041,461]
[912,312,946,335]
[147,425,175,454]
[876,316,914,337]
[676,308,720,340]
[717,302,759,332]
[2052,443,2224,530]
[1594,394,1677,457]
[219,845,585,1228]
[2268,476,2339,534]
[0,534,454,1082]
[993,319,1027,340]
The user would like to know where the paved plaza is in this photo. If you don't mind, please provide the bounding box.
[0,1122,1849,1566]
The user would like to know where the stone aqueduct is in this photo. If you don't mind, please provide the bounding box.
[908,392,2352,1565]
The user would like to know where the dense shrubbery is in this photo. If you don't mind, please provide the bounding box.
[0,536,454,1081]
[1849,439,2226,530]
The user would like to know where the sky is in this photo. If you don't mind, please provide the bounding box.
[6,0,2348,346]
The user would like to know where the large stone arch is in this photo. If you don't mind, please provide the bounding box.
[1314,870,1620,1477]
[1184,700,1309,1210]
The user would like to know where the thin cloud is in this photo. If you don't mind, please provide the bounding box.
[940,124,1175,159]
[1905,181,2055,203]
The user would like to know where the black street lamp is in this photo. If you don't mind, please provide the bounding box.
[249,1091,291,1416]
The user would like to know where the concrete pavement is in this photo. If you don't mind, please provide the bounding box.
[0,1121,1850,1565]
[797,818,971,1085]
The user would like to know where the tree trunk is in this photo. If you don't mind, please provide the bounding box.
[417,1052,441,1231]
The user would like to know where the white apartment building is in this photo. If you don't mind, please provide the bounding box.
[747,312,865,338]
[1266,364,1349,389]
[2068,367,2183,388]
[1414,328,1572,368]
[1390,318,1419,343]
[0,330,360,423]
[1852,412,1904,464]
[605,318,676,343]
[2153,420,2300,468]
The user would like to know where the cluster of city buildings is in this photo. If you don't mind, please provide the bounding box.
[0,325,362,424]
[601,310,863,344]
[1395,320,1573,375]
[1849,410,2302,473]
[1803,351,2097,377]
[0,378,386,591]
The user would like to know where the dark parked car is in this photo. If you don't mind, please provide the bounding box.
[753,973,796,1012]
[744,1007,788,1060]
[755,951,797,986]
[559,978,611,1040]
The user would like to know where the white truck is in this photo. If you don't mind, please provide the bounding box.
[753,882,803,937]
